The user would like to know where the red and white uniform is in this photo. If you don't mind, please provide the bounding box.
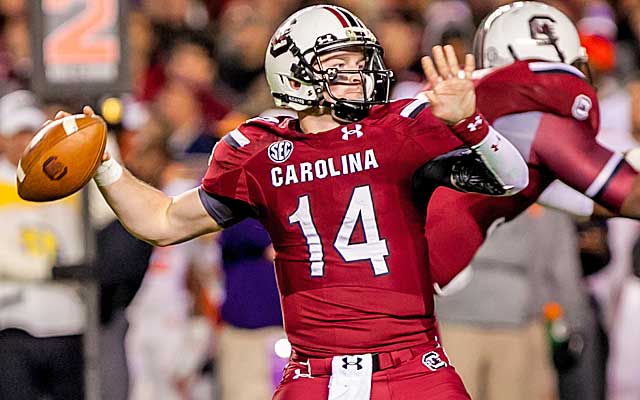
[201,99,482,398]
[426,60,637,288]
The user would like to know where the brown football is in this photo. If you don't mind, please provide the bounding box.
[17,114,107,202]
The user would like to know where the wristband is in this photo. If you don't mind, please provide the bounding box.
[93,158,123,187]
[450,112,490,146]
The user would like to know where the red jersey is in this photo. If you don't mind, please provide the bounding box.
[426,61,637,288]
[202,99,465,357]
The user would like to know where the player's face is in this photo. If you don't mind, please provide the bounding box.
[317,50,366,102]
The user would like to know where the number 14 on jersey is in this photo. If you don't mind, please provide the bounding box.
[288,185,390,277]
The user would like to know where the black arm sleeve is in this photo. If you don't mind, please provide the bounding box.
[412,147,507,206]
[197,187,257,228]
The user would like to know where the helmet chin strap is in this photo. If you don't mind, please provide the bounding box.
[331,100,369,123]
[317,92,369,123]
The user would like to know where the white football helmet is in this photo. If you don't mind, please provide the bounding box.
[265,5,393,122]
[473,1,588,69]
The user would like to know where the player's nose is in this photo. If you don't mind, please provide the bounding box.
[347,71,362,84]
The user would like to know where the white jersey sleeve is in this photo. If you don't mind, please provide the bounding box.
[537,180,595,217]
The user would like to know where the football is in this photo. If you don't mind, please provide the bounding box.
[17,114,107,202]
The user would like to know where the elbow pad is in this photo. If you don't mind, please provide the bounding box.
[537,180,594,217]
[469,126,529,195]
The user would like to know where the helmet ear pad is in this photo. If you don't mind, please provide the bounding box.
[288,79,302,90]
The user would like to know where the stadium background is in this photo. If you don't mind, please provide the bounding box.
[1,0,640,399]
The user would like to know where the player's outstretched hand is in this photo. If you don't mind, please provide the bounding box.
[421,45,476,125]
[45,106,110,162]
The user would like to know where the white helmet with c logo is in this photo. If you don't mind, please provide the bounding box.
[473,1,588,69]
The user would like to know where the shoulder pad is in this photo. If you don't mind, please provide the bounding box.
[221,116,294,149]
[243,115,293,132]
[244,115,286,128]
[526,62,586,79]
[370,98,431,120]
[476,61,600,132]
[215,118,289,169]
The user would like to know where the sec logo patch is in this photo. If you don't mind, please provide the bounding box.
[268,140,294,163]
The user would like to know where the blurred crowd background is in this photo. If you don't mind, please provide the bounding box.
[1,0,640,399]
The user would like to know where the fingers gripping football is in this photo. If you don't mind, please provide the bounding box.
[17,106,109,201]
[421,45,476,125]
[48,106,111,162]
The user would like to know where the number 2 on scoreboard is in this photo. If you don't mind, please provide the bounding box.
[43,0,119,64]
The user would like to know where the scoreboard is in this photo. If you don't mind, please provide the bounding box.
[30,0,128,100]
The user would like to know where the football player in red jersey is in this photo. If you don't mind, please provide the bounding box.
[415,1,640,293]
[51,5,529,399]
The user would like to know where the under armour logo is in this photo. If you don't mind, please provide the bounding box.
[316,33,338,46]
[467,115,483,132]
[341,124,364,140]
[342,356,363,370]
[491,136,501,152]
